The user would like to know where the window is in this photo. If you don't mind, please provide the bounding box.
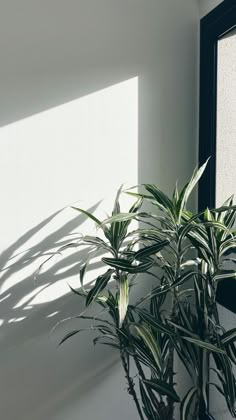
[199,0,236,210]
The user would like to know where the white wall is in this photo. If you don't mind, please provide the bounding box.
[0,1,199,419]
[199,0,223,18]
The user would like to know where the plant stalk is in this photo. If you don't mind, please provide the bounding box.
[166,341,175,420]
[133,354,160,411]
[120,349,145,420]
[134,353,174,420]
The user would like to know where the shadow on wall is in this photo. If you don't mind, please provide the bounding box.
[0,202,125,420]
[0,75,140,420]
[0,1,198,418]
[0,0,197,190]
[0,205,99,343]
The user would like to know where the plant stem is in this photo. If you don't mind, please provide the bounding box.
[196,273,208,419]
[133,354,160,410]
[120,349,145,420]
[199,350,206,418]
[166,341,175,419]
[134,353,174,420]
[166,235,181,420]
[116,265,144,420]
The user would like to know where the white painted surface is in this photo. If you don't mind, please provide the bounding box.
[0,1,199,419]
[199,0,223,18]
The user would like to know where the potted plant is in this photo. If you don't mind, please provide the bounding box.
[45,161,236,419]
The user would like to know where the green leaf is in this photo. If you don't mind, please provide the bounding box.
[171,271,198,289]
[133,324,162,371]
[213,270,236,282]
[86,269,114,306]
[177,159,209,222]
[144,184,174,215]
[209,381,225,398]
[169,336,194,378]
[183,337,225,354]
[83,236,113,253]
[102,212,138,225]
[129,336,159,371]
[213,352,236,408]
[68,283,87,298]
[214,204,236,214]
[128,227,170,241]
[58,330,82,346]
[139,380,160,420]
[143,379,180,403]
[79,259,90,287]
[103,210,138,250]
[134,308,174,336]
[169,321,199,339]
[93,333,118,347]
[226,342,236,365]
[180,221,225,254]
[111,195,143,252]
[204,207,214,222]
[76,314,115,329]
[113,184,123,215]
[102,257,154,273]
[71,206,102,226]
[221,328,236,345]
[136,272,195,306]
[118,275,129,327]
[172,182,179,205]
[59,324,116,347]
[180,387,197,420]
[134,239,170,260]
[129,197,143,213]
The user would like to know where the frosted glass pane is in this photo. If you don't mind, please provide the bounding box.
[216,29,236,206]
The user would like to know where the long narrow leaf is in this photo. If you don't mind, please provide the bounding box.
[180,387,197,420]
[133,324,162,372]
[86,269,114,306]
[118,275,129,327]
[102,257,154,273]
[134,239,170,260]
[140,380,160,420]
[143,379,180,403]
[177,159,209,222]
[71,206,102,226]
[102,213,138,225]
[134,308,174,336]
[221,328,236,345]
[58,330,83,346]
[183,337,225,354]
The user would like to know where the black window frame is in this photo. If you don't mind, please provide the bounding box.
[199,0,236,211]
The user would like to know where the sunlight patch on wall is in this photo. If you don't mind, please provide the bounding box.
[0,77,138,310]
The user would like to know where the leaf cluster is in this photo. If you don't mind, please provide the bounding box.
[50,160,236,420]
